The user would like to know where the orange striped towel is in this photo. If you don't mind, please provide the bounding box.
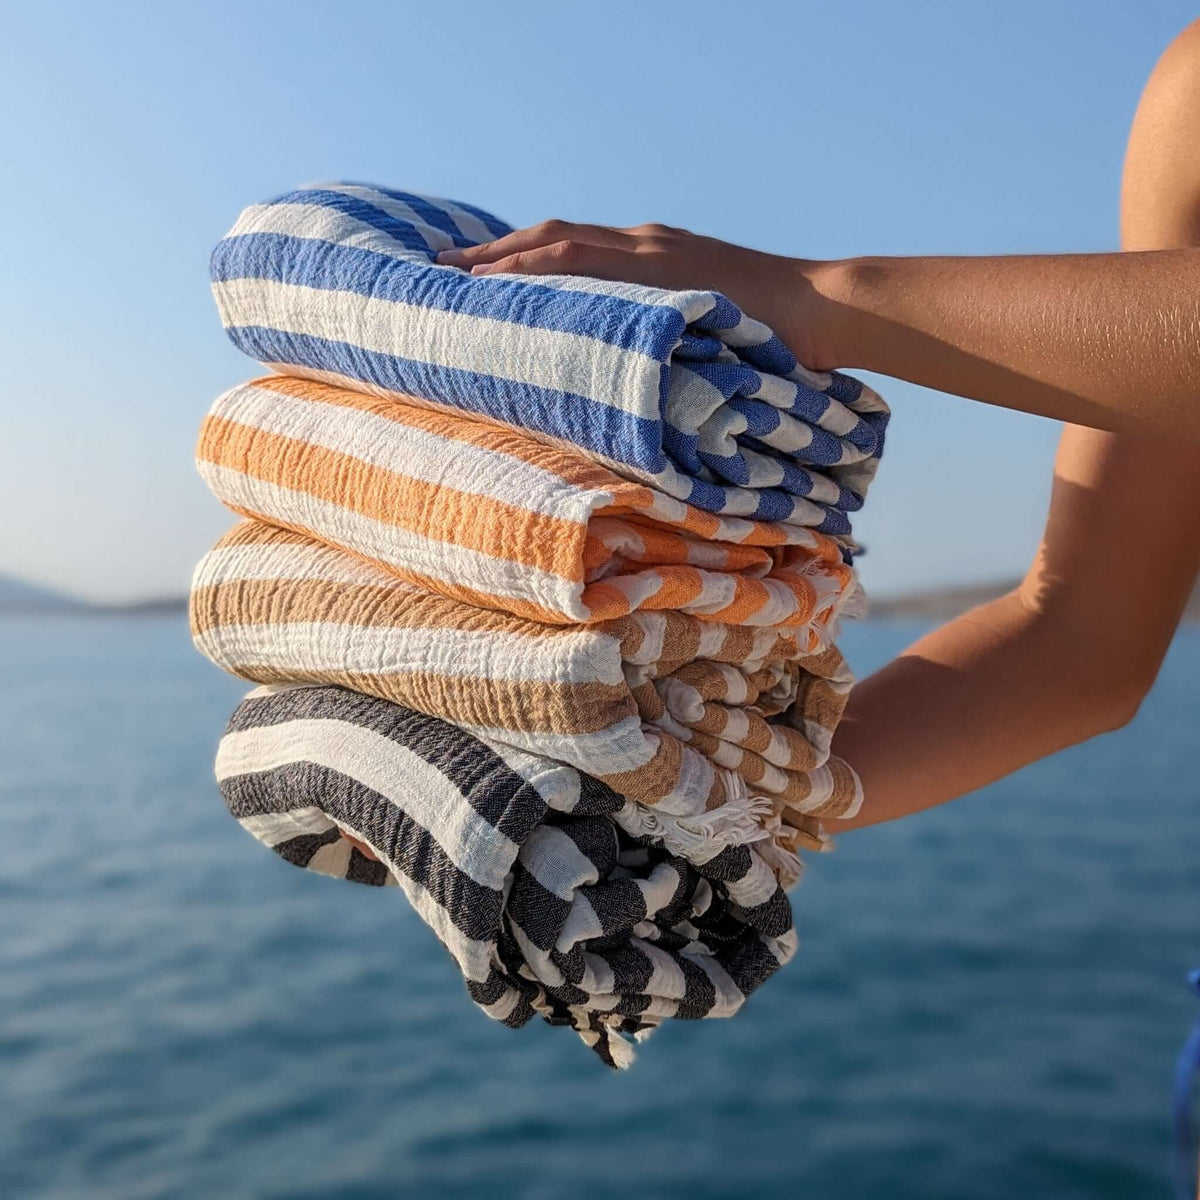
[196,377,860,643]
[191,521,862,874]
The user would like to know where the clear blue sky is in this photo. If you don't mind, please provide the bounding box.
[1,0,1192,602]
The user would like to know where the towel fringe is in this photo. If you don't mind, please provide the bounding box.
[615,785,777,866]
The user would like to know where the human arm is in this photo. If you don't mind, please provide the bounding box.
[432,23,1200,834]
[830,426,1200,830]
[829,21,1200,828]
[438,30,1200,441]
[443,233,1200,439]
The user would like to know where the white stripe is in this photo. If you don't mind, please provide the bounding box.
[307,836,352,877]
[478,987,522,1023]
[196,541,391,589]
[238,807,332,846]
[197,461,582,616]
[721,852,781,910]
[454,716,660,778]
[212,380,607,523]
[635,862,685,918]
[555,892,606,954]
[218,718,519,888]
[228,201,421,258]
[259,364,832,533]
[194,618,624,687]
[634,938,687,1000]
[519,825,601,901]
[213,274,663,421]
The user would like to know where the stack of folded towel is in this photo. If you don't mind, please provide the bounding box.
[193,182,888,1066]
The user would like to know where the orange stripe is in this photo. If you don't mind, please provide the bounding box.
[246,376,814,550]
[250,375,649,501]
[200,415,588,583]
[219,503,583,626]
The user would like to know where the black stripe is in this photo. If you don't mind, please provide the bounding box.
[544,812,620,877]
[719,933,789,1000]
[695,842,754,882]
[346,847,390,886]
[504,863,572,955]
[574,772,626,816]
[579,876,649,938]
[225,687,552,842]
[674,954,718,1020]
[733,889,793,940]
[274,828,340,868]
[222,762,508,944]
[596,941,656,998]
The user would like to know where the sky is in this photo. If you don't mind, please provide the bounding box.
[0,0,1194,603]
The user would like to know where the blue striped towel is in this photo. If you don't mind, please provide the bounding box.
[211,182,888,544]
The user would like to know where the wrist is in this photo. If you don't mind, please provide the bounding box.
[784,256,869,372]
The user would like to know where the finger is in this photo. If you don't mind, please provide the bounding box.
[437,219,629,267]
[468,239,636,280]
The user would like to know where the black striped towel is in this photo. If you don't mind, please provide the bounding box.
[216,683,797,1067]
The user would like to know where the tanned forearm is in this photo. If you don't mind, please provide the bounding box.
[828,590,1134,832]
[803,249,1200,440]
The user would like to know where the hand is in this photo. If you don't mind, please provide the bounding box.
[437,221,842,370]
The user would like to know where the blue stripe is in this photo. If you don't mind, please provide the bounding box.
[676,356,761,402]
[339,183,480,248]
[738,335,799,378]
[826,371,863,404]
[676,331,726,362]
[729,398,782,439]
[778,382,833,425]
[437,196,514,240]
[661,424,702,475]
[212,186,887,553]
[213,232,688,361]
[227,324,669,474]
[277,188,439,255]
[683,476,737,516]
[698,449,750,487]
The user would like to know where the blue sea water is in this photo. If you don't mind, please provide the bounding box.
[1,615,1197,1200]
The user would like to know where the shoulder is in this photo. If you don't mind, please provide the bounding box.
[1135,19,1200,132]
[1121,21,1200,249]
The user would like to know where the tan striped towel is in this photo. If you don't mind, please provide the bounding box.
[191,521,862,876]
[196,376,861,641]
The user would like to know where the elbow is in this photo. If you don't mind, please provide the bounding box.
[1074,665,1157,738]
[1089,680,1149,735]
[1018,586,1165,740]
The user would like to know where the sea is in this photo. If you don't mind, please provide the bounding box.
[1,614,1197,1199]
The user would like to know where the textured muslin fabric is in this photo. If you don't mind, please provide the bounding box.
[210,182,888,542]
[197,375,861,635]
[193,180,893,1065]
[192,521,863,870]
[218,682,797,1068]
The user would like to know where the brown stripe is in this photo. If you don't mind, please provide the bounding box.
[792,675,851,733]
[206,659,636,739]
[799,756,861,819]
[596,734,725,811]
[191,575,586,641]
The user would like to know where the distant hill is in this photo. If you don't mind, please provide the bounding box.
[0,573,187,616]
[868,575,1200,622]
[1,569,1195,623]
[0,574,93,615]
